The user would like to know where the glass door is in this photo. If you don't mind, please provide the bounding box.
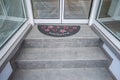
[97,0,120,40]
[32,0,62,23]
[32,0,92,24]
[62,0,92,23]
[0,0,26,48]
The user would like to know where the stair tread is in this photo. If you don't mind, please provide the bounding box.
[12,68,113,80]
[17,47,108,61]
[25,25,99,39]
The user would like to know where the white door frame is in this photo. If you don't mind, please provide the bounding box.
[33,0,91,24]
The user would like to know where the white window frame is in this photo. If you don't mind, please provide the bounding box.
[0,0,31,60]
[90,0,120,49]
[89,1,120,80]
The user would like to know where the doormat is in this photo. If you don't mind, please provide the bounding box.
[38,25,80,37]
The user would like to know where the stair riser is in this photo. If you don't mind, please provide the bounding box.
[23,38,100,48]
[11,68,114,80]
[16,60,110,69]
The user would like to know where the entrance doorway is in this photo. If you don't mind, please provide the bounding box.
[32,0,92,24]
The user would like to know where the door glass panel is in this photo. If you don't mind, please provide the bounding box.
[64,0,92,19]
[0,0,26,48]
[0,4,3,26]
[0,1,5,28]
[97,0,120,40]
[0,3,3,15]
[3,0,25,18]
[32,0,60,19]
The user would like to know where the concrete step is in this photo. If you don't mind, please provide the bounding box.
[23,38,100,48]
[11,68,114,80]
[22,25,100,48]
[16,47,110,69]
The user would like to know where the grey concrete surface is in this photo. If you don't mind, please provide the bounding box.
[11,24,113,80]
[25,25,99,39]
[12,68,113,80]
[23,25,100,48]
[17,47,108,61]
[16,47,110,69]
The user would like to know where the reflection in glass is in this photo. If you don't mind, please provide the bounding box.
[0,2,5,28]
[97,0,120,40]
[0,3,3,15]
[64,0,92,19]
[0,0,26,48]
[32,0,60,19]
[3,0,25,18]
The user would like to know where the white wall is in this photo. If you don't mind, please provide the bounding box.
[103,44,120,80]
[0,62,13,80]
